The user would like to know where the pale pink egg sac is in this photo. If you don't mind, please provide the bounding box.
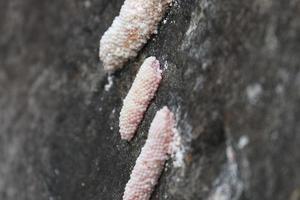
[119,57,162,141]
[99,0,172,72]
[123,106,175,200]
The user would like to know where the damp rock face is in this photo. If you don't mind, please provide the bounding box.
[0,0,300,200]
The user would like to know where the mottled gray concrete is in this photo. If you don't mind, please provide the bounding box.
[0,0,300,200]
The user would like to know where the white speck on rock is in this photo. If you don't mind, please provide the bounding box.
[171,128,185,168]
[109,108,116,120]
[226,145,236,163]
[181,5,204,51]
[275,84,284,94]
[104,75,114,92]
[202,62,209,70]
[193,76,204,91]
[209,145,243,200]
[164,61,168,70]
[84,0,91,8]
[246,83,262,104]
[173,0,179,7]
[238,136,249,149]
[54,169,60,175]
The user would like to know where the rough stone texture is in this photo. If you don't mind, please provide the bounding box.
[0,0,300,200]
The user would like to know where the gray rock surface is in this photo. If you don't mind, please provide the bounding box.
[1,0,300,199]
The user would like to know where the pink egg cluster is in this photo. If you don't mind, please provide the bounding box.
[119,57,162,141]
[123,106,175,200]
[99,0,172,72]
